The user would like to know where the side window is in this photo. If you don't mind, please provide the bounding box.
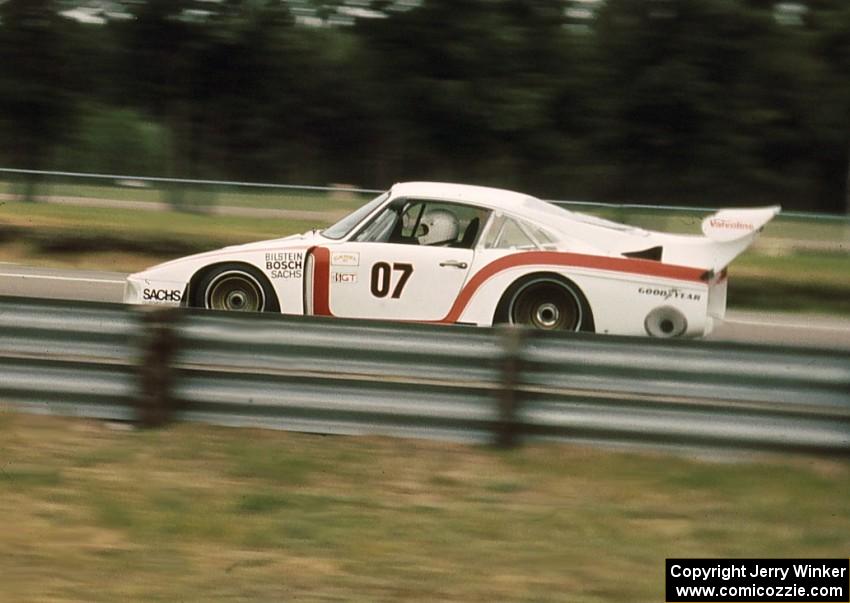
[414,202,488,248]
[483,215,557,250]
[484,215,535,249]
[399,202,426,240]
[355,198,489,248]
[353,206,399,243]
[354,198,408,243]
[525,223,559,250]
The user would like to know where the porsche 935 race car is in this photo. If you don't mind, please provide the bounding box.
[124,182,779,337]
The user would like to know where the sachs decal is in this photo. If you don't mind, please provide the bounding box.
[143,288,182,302]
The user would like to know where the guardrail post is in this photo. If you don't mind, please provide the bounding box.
[495,325,525,448]
[135,306,181,428]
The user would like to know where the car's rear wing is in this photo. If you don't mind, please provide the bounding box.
[701,206,781,242]
[697,205,781,271]
[646,205,781,273]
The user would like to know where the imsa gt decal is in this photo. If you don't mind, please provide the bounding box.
[333,272,357,284]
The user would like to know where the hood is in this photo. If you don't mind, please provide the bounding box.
[217,229,328,253]
[131,229,328,279]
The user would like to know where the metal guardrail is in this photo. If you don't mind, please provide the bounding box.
[0,167,383,195]
[1,295,849,455]
[0,296,139,421]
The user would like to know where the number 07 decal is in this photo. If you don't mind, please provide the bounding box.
[370,262,414,299]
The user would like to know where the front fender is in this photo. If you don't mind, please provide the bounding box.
[124,243,314,314]
[124,261,201,307]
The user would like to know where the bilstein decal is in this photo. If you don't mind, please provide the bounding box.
[638,287,701,302]
[266,252,303,279]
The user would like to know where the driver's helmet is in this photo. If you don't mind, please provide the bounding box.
[418,209,460,245]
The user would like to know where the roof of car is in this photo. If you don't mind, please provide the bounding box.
[388,181,648,246]
[390,181,553,215]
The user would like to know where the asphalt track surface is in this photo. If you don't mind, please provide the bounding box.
[1,263,849,351]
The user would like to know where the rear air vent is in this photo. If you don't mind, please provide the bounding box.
[623,246,663,261]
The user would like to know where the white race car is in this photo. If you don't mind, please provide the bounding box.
[125,182,779,337]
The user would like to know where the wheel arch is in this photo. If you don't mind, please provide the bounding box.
[493,271,595,332]
[187,261,281,312]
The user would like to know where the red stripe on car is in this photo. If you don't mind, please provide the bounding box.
[311,246,333,315]
[440,251,705,323]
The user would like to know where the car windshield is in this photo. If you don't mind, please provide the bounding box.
[322,191,390,240]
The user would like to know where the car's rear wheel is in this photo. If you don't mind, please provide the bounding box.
[191,263,279,313]
[495,274,593,332]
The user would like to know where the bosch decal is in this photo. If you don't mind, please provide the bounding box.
[266,252,303,279]
[143,288,182,302]
[638,287,701,302]
[331,252,360,267]
[333,272,357,284]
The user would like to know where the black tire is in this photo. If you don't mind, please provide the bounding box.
[494,274,594,332]
[190,263,280,313]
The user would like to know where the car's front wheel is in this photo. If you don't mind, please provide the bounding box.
[191,263,279,313]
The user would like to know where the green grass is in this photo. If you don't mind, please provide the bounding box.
[727,250,850,314]
[0,412,847,602]
[0,199,320,241]
[0,180,371,212]
[0,466,63,488]
[733,250,850,284]
[0,200,328,271]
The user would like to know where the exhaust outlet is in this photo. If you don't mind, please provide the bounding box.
[644,306,688,338]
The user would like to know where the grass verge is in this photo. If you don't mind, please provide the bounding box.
[0,412,848,602]
[0,200,323,272]
[728,251,850,315]
[0,180,370,212]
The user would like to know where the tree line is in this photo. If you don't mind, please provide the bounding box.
[1,0,849,213]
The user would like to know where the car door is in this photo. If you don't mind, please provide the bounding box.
[308,198,488,321]
[322,242,473,321]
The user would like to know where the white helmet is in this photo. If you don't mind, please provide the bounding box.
[417,209,460,245]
